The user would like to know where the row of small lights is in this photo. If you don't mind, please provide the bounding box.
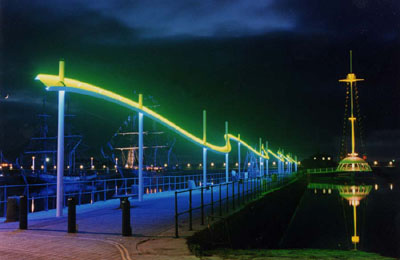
[0,160,289,170]
[9,159,396,170]
[314,157,332,161]
[1,155,302,171]
[312,157,396,166]
[3,157,397,171]
[373,160,395,166]
[314,183,394,194]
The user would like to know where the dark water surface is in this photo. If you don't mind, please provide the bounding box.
[280,168,400,258]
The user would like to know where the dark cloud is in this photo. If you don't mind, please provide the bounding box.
[273,0,400,40]
[0,0,399,162]
[69,0,296,38]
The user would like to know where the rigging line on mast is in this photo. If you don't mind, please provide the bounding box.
[117,131,164,135]
[114,146,168,150]
[354,84,366,155]
[339,85,350,159]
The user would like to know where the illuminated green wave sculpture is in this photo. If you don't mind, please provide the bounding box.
[36,74,295,162]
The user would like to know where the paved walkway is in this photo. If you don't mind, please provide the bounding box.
[0,178,286,259]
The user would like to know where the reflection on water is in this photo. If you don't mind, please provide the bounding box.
[308,183,372,250]
[296,173,399,258]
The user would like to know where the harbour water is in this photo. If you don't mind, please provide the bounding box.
[276,168,399,258]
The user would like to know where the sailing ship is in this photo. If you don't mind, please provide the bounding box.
[22,97,96,182]
[100,94,177,177]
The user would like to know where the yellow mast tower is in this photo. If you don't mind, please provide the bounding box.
[336,51,372,172]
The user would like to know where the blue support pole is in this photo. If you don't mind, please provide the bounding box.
[138,94,144,201]
[225,153,229,182]
[265,141,269,175]
[259,138,262,177]
[203,110,207,186]
[203,148,207,186]
[238,134,241,178]
[56,60,65,217]
[225,122,229,183]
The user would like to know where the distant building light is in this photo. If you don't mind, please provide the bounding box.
[322,157,325,161]
[103,165,106,169]
[125,164,129,169]
[211,162,215,167]
[374,184,378,190]
[235,162,239,167]
[327,157,331,161]
[41,165,44,170]
[20,166,23,169]
[298,162,301,165]
[80,165,84,169]
[187,163,191,167]
[67,165,70,169]
[248,162,251,166]
[199,163,202,167]
[390,184,393,190]
[373,161,378,165]
[389,161,393,166]
[91,165,95,169]
[285,162,288,165]
[164,163,168,167]
[314,157,317,160]
[45,157,50,162]
[272,161,276,166]
[54,166,57,169]
[223,162,226,167]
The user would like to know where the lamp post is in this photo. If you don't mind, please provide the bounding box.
[32,156,35,171]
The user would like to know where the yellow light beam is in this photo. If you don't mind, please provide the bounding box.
[35,74,290,160]
[277,151,296,163]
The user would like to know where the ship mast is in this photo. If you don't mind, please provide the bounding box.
[339,50,364,156]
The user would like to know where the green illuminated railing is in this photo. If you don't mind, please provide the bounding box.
[306,167,337,174]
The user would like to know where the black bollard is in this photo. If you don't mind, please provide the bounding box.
[19,195,27,230]
[68,197,76,233]
[121,198,132,236]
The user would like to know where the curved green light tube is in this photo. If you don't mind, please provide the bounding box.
[35,74,296,161]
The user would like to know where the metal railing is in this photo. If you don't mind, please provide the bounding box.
[174,174,296,237]
[0,173,227,218]
[306,167,337,174]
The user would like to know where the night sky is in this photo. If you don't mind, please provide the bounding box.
[1,0,399,163]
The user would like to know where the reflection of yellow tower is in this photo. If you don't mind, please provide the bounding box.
[337,51,372,172]
[338,185,372,249]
